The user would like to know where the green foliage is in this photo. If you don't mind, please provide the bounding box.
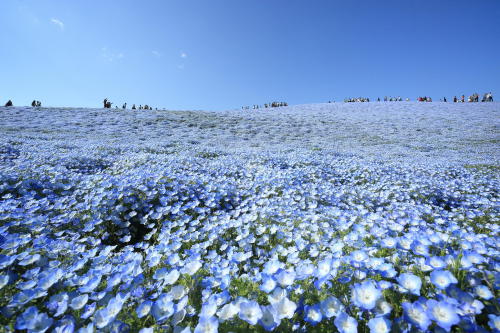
[229,277,269,305]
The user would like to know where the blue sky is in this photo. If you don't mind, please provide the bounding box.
[1,0,499,110]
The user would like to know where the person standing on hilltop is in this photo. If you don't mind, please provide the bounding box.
[5,100,13,107]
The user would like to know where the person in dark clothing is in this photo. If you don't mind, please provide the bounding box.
[103,98,108,108]
[31,100,37,107]
[132,104,136,110]
[122,103,127,109]
[443,97,447,102]
[5,100,13,107]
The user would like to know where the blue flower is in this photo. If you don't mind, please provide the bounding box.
[474,285,493,300]
[94,308,114,329]
[151,293,174,322]
[80,302,96,319]
[430,270,458,289]
[69,294,88,310]
[259,305,280,331]
[334,311,358,333]
[368,316,391,333]
[260,274,277,293]
[274,269,295,288]
[351,280,382,310]
[136,300,153,318]
[239,300,263,325]
[47,293,69,317]
[402,301,431,331]
[488,314,500,332]
[320,296,344,318]
[78,275,101,293]
[304,304,323,326]
[194,315,218,333]
[426,299,460,332]
[52,316,75,333]
[397,273,422,296]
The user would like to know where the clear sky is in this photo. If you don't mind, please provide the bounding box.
[1,0,499,110]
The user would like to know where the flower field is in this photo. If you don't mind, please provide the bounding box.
[0,103,499,332]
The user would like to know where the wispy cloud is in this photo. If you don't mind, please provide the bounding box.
[50,18,64,30]
[152,50,162,58]
[180,52,187,58]
[177,64,185,70]
[101,47,124,62]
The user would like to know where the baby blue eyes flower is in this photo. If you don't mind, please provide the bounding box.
[47,293,69,317]
[334,312,358,333]
[78,275,101,293]
[151,294,174,322]
[320,296,344,318]
[194,315,218,333]
[70,294,88,310]
[367,316,391,333]
[304,304,323,326]
[315,259,332,278]
[274,269,295,288]
[430,270,458,289]
[474,285,493,300]
[199,301,217,319]
[39,268,64,290]
[16,306,53,332]
[426,299,460,332]
[488,314,500,332]
[272,296,296,320]
[239,300,263,325]
[402,301,431,331]
[80,302,96,319]
[260,274,277,293]
[217,302,239,321]
[351,280,382,311]
[94,308,113,329]
[182,260,202,275]
[263,260,282,275]
[137,300,153,318]
[259,305,280,331]
[53,316,75,333]
[426,256,446,269]
[397,273,422,296]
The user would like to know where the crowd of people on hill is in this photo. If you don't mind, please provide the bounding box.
[241,101,288,110]
[1,92,495,110]
[450,92,494,103]
[382,96,405,102]
[103,99,156,110]
[345,97,370,102]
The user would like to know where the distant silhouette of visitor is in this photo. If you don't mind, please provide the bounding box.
[132,104,136,110]
[122,103,127,109]
[5,100,13,107]
[103,98,112,108]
